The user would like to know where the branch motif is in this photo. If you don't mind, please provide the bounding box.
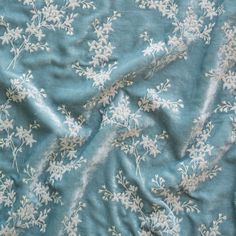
[72,11,121,89]
[0,0,95,69]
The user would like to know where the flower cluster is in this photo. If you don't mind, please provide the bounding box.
[99,170,198,236]
[108,226,122,236]
[0,0,95,69]
[83,72,135,109]
[198,214,227,236]
[206,22,236,93]
[138,79,184,113]
[0,167,55,235]
[72,12,121,88]
[178,121,221,193]
[23,165,62,205]
[136,0,178,19]
[0,118,40,172]
[139,0,223,65]
[0,196,50,235]
[6,71,47,103]
[102,95,168,176]
[207,22,236,142]
[0,71,44,172]
[0,171,15,208]
[45,105,87,183]
[62,202,86,236]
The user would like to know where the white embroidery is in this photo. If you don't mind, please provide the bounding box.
[73,12,121,88]
[0,71,45,172]
[62,202,86,236]
[138,79,184,112]
[198,214,227,236]
[0,0,95,69]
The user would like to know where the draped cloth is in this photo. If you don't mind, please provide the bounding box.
[0,0,235,235]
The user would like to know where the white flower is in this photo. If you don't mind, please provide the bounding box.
[42,4,63,23]
[15,126,36,147]
[140,135,160,157]
[143,41,166,56]
[26,23,45,40]
[0,27,22,44]
[0,119,13,131]
[111,96,131,123]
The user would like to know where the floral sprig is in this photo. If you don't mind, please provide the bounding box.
[100,170,185,236]
[206,22,236,93]
[0,0,95,69]
[23,165,63,205]
[138,79,184,112]
[151,175,200,214]
[72,11,121,88]
[99,170,144,212]
[113,132,168,176]
[199,0,224,20]
[62,202,86,236]
[186,121,214,168]
[47,155,86,183]
[102,95,168,176]
[0,114,39,171]
[0,71,45,172]
[0,168,61,235]
[209,22,236,142]
[136,0,178,19]
[178,121,222,193]
[0,171,15,208]
[214,99,236,114]
[139,0,223,72]
[58,105,85,137]
[0,196,50,235]
[198,214,227,236]
[6,71,47,102]
[45,106,87,184]
[102,95,140,129]
[178,163,221,193]
[83,72,135,109]
[140,32,167,57]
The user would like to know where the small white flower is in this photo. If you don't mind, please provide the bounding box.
[0,119,13,131]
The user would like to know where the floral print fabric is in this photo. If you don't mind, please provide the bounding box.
[0,0,235,235]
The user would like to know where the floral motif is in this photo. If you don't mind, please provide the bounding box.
[0,168,55,235]
[5,71,47,102]
[206,22,236,93]
[100,118,224,235]
[198,214,227,236]
[136,0,178,19]
[45,105,87,183]
[178,121,221,193]
[207,22,236,141]
[0,1,233,235]
[83,72,135,109]
[151,175,200,214]
[139,0,223,74]
[72,11,121,88]
[23,165,62,205]
[0,195,50,235]
[102,95,168,176]
[0,71,44,172]
[138,79,183,112]
[100,170,198,236]
[0,0,95,69]
[62,202,86,236]
[0,171,15,207]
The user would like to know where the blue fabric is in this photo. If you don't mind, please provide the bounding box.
[0,0,235,235]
